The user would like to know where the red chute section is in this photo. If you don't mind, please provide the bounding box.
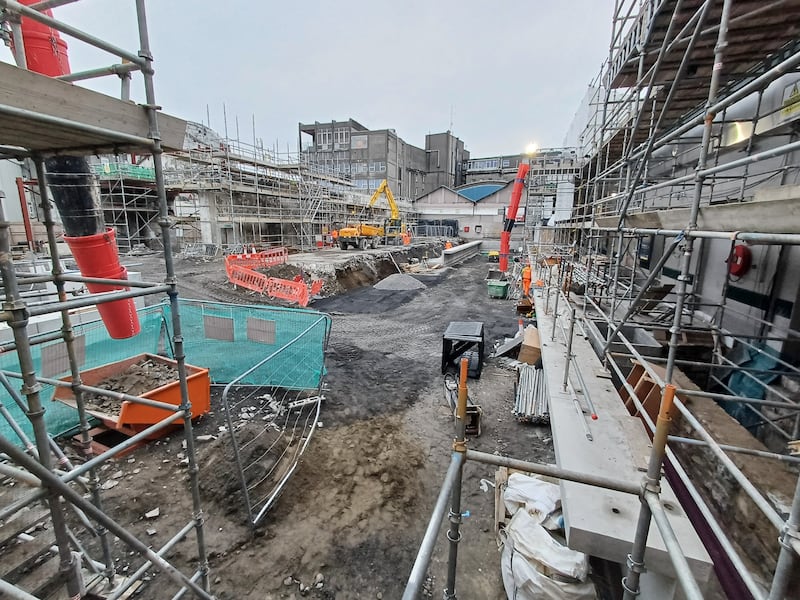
[11,0,71,76]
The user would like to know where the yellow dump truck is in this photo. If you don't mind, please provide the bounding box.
[337,180,402,250]
[337,222,385,250]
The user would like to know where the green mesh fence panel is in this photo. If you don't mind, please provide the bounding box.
[1,300,330,446]
[169,299,330,389]
[0,305,166,444]
[91,162,156,181]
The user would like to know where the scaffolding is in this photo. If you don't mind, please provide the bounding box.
[408,1,800,599]
[0,1,212,598]
[163,138,417,252]
[522,150,583,249]
[90,162,161,252]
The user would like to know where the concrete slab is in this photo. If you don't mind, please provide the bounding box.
[532,288,712,589]
[286,244,431,269]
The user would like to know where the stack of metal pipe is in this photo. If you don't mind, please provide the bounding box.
[514,364,549,424]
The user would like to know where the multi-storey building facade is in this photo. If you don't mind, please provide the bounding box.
[298,119,468,201]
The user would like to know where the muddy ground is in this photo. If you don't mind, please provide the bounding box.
[87,246,555,599]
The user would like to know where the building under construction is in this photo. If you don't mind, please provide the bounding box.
[533,0,800,597]
[0,1,799,600]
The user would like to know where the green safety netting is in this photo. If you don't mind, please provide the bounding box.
[0,306,165,443]
[0,300,330,445]
[173,299,330,388]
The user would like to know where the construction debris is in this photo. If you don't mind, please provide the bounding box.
[492,333,524,358]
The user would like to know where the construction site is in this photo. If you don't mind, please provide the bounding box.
[0,0,799,599]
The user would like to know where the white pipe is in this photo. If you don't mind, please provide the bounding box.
[0,462,40,487]
[0,579,39,600]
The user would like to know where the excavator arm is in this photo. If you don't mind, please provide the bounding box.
[368,179,400,220]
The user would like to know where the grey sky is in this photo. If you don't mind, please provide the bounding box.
[3,0,614,156]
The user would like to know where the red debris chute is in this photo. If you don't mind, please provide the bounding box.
[499,163,530,272]
[11,0,71,76]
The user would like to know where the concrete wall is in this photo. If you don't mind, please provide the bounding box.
[423,132,468,194]
[649,204,799,361]
[399,141,426,200]
[413,185,531,241]
[669,376,799,587]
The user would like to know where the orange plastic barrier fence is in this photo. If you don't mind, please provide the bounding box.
[227,264,268,294]
[224,247,321,307]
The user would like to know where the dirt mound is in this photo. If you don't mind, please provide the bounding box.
[212,415,427,597]
[199,421,287,516]
[323,343,433,425]
[373,273,427,290]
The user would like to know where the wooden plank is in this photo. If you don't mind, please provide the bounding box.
[0,507,50,549]
[494,466,508,543]
[0,62,187,152]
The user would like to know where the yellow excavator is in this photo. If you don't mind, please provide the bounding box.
[337,180,404,250]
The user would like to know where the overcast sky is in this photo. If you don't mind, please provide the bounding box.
[2,0,614,156]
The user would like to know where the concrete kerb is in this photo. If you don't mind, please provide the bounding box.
[442,241,482,267]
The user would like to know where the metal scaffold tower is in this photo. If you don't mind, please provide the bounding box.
[407,2,800,599]
[552,1,800,598]
[162,137,415,253]
[0,1,212,598]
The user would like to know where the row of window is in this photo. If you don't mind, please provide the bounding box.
[316,127,353,147]
[467,158,511,170]
[317,161,387,175]
[353,179,386,190]
[355,161,386,173]
[465,157,575,171]
[314,130,369,150]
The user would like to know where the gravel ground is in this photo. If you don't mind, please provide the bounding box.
[87,247,554,599]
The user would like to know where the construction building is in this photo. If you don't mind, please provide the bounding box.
[521,1,800,597]
[1,1,800,600]
[413,148,581,243]
[299,119,468,200]
[463,148,579,184]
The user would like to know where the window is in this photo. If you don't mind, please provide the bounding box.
[316,129,331,147]
[351,135,368,149]
[334,127,350,145]
[467,159,500,170]
[246,317,276,345]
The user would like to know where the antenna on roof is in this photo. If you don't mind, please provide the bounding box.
[449,105,454,132]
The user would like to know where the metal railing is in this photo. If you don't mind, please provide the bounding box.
[220,314,331,527]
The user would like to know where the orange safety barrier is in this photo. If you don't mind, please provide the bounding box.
[228,264,269,294]
[265,277,307,306]
[310,280,324,296]
[224,247,321,307]
[224,247,288,274]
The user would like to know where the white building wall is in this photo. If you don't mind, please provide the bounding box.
[0,159,25,221]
